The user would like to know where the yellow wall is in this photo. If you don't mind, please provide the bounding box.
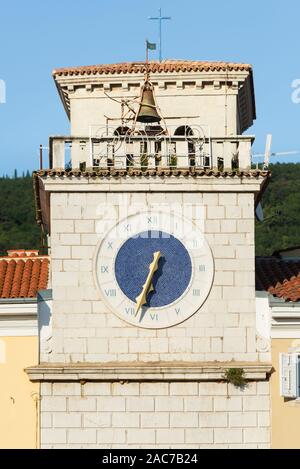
[272,339,300,449]
[0,336,39,449]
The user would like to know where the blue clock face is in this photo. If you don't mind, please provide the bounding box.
[96,211,214,329]
[115,230,192,308]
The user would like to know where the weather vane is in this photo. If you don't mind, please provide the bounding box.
[148,7,171,62]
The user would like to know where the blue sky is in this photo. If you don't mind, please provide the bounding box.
[0,0,300,175]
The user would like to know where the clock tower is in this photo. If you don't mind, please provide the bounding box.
[28,61,271,448]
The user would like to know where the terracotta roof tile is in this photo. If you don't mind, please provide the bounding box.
[35,168,270,179]
[0,251,49,299]
[256,257,300,302]
[53,60,252,77]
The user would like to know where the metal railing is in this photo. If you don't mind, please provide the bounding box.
[48,125,254,171]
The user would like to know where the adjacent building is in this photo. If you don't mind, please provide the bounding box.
[256,248,300,448]
[0,249,49,448]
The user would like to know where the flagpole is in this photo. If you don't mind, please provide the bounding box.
[145,40,149,81]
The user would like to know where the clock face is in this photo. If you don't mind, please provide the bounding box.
[95,211,214,329]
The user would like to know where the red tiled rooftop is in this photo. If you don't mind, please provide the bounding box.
[53,60,252,77]
[0,250,49,299]
[256,257,300,302]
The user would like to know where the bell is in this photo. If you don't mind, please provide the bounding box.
[136,82,161,123]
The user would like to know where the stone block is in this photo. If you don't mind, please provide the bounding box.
[112,413,140,428]
[170,383,198,396]
[140,383,169,396]
[109,338,128,354]
[129,339,150,353]
[97,429,126,444]
[237,219,254,233]
[220,220,237,233]
[68,397,96,412]
[205,220,220,233]
[257,412,270,427]
[75,220,95,233]
[213,245,236,259]
[207,206,225,219]
[97,397,126,412]
[199,383,228,396]
[126,397,154,412]
[63,338,86,354]
[52,220,74,233]
[229,412,257,428]
[214,271,234,286]
[127,429,155,444]
[150,338,169,353]
[41,429,67,444]
[185,428,213,444]
[170,412,198,428]
[52,383,81,396]
[53,413,81,428]
[60,233,81,245]
[214,428,243,444]
[52,246,71,260]
[214,397,242,412]
[83,412,111,428]
[192,338,211,353]
[156,397,184,412]
[111,383,140,396]
[41,412,52,428]
[184,397,213,412]
[243,427,270,443]
[68,429,97,444]
[243,396,270,412]
[141,413,169,428]
[156,429,185,444]
[42,397,66,412]
[198,412,228,428]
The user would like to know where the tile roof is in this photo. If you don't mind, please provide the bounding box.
[256,257,300,302]
[0,250,49,299]
[35,168,270,179]
[53,60,252,77]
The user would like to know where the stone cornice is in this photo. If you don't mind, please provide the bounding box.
[36,170,270,194]
[26,362,272,382]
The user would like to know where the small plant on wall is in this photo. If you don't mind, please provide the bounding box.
[169,154,177,168]
[224,368,247,387]
[140,154,148,171]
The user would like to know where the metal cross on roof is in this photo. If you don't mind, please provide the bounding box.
[148,8,171,62]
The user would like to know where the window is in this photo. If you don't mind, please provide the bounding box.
[280,353,300,398]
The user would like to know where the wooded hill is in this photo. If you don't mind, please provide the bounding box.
[0,163,299,257]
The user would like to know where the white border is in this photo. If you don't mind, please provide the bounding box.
[94,210,214,329]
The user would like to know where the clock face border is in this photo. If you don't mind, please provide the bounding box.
[94,210,214,329]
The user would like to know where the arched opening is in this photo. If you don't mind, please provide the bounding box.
[174,125,193,136]
[114,126,130,136]
[174,126,195,167]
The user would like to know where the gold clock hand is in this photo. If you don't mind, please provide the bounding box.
[135,251,161,316]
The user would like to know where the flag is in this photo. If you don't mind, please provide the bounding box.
[146,40,156,50]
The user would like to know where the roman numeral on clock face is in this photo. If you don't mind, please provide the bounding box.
[150,313,158,321]
[105,289,116,297]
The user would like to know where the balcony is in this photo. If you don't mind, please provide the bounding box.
[47,125,254,172]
